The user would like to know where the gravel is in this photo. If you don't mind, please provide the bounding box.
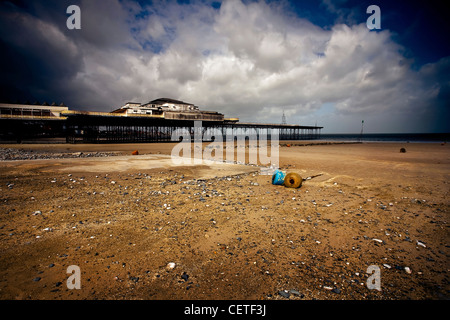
[0,148,119,161]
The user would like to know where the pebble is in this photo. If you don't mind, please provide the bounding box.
[278,290,290,298]
[181,272,189,281]
[166,262,176,270]
[331,288,341,294]
[33,277,41,282]
[289,289,303,297]
[404,267,412,274]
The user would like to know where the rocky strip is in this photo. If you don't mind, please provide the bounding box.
[0,148,120,161]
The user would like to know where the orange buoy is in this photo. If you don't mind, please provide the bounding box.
[284,172,302,188]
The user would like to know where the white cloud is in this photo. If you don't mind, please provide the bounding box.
[2,0,447,132]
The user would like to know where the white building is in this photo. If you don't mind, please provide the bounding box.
[112,98,200,116]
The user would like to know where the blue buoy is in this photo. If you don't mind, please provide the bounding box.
[272,169,286,185]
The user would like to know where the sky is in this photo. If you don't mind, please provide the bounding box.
[0,0,448,133]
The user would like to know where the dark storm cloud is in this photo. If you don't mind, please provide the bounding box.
[0,1,83,103]
[0,0,137,108]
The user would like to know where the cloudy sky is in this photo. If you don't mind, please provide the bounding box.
[0,0,448,133]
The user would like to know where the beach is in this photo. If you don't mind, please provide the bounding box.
[0,141,448,300]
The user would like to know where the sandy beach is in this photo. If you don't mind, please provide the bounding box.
[0,141,448,300]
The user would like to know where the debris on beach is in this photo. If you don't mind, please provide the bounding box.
[416,241,426,248]
[271,169,305,188]
[400,148,406,153]
[131,150,139,155]
[272,169,286,185]
[284,172,302,188]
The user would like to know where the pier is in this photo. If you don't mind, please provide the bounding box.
[0,100,322,143]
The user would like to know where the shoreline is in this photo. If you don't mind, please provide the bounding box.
[0,141,440,163]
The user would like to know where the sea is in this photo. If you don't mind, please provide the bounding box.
[317,133,450,143]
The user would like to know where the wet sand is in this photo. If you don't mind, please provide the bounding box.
[0,142,448,300]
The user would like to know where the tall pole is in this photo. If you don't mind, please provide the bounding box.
[359,120,364,142]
